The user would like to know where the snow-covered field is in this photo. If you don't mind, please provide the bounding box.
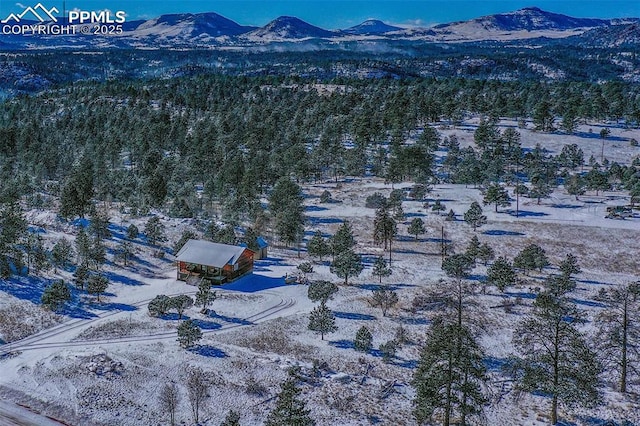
[0,118,639,425]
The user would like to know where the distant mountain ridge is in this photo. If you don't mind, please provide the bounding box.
[0,7,637,49]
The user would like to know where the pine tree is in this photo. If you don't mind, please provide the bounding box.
[371,256,392,283]
[464,235,481,265]
[379,339,397,363]
[220,410,241,426]
[75,227,91,267]
[408,217,426,240]
[41,279,71,311]
[87,274,109,302]
[486,256,516,292]
[413,321,487,426]
[463,202,487,232]
[59,155,94,219]
[431,199,446,215]
[173,229,197,254]
[513,293,601,425]
[307,230,330,262]
[177,319,202,348]
[88,210,111,240]
[330,221,356,256]
[126,224,139,240]
[565,174,586,200]
[373,207,397,251]
[269,177,305,247]
[307,280,338,304]
[330,249,363,286]
[73,264,89,290]
[354,326,373,352]
[559,253,581,279]
[171,295,193,319]
[195,281,217,314]
[115,240,133,266]
[144,216,166,246]
[265,377,315,426]
[477,242,495,266]
[370,284,399,317]
[442,254,474,282]
[595,282,640,394]
[51,238,74,272]
[148,294,172,317]
[308,302,337,340]
[483,183,512,212]
[514,244,549,275]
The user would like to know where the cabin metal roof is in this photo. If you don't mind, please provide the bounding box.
[175,239,250,268]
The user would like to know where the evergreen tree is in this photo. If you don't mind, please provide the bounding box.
[126,224,139,240]
[330,249,364,286]
[413,321,487,426]
[73,264,89,290]
[171,295,194,319]
[379,340,397,363]
[486,257,516,292]
[88,210,111,240]
[559,253,581,279]
[87,274,109,302]
[595,282,640,394]
[144,216,166,246]
[408,217,426,240]
[308,302,337,340]
[76,228,91,266]
[89,236,106,270]
[431,199,446,215]
[354,326,373,353]
[373,206,397,252]
[483,183,512,212]
[173,229,197,254]
[442,254,474,282]
[477,242,495,266]
[269,177,305,247]
[370,285,399,317]
[371,256,392,283]
[529,172,554,204]
[41,279,71,311]
[220,410,240,426]
[265,377,315,426]
[195,281,217,314]
[51,238,74,272]
[307,230,330,262]
[533,100,554,132]
[148,294,172,317]
[463,202,487,232]
[514,244,549,275]
[330,221,356,257]
[558,144,584,170]
[114,240,133,266]
[513,293,601,425]
[307,280,338,304]
[565,174,586,200]
[464,235,481,265]
[177,319,202,348]
[59,156,94,219]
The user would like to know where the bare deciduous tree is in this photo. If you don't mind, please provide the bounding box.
[186,367,209,424]
[158,382,180,426]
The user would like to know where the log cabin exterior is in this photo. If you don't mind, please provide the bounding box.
[175,239,254,285]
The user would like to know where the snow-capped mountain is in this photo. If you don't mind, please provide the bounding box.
[436,7,609,32]
[243,16,335,41]
[123,12,255,44]
[423,7,614,42]
[343,20,401,35]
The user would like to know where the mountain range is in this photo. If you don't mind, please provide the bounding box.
[0,7,638,49]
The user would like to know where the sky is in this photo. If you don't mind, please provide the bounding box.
[0,0,638,28]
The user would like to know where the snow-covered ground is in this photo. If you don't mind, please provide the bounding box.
[0,118,639,425]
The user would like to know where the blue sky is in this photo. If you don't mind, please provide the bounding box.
[2,1,639,28]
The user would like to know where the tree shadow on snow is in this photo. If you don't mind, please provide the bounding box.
[192,319,222,330]
[209,312,253,326]
[505,210,548,218]
[190,344,227,358]
[307,216,344,225]
[103,271,145,286]
[334,311,376,321]
[88,302,138,312]
[482,229,526,236]
[329,339,354,350]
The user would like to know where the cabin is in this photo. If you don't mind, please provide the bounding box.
[175,239,254,285]
[241,236,269,260]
